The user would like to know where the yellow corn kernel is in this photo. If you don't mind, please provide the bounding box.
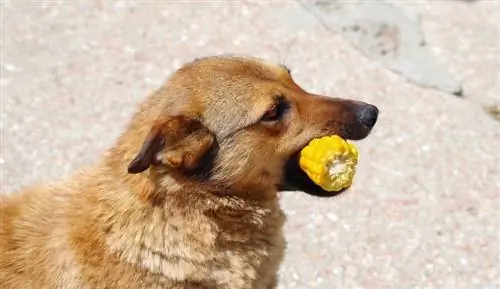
[299,135,359,192]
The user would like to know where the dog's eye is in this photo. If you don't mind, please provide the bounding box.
[261,105,280,122]
[260,96,288,123]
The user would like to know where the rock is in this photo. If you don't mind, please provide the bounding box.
[299,0,463,95]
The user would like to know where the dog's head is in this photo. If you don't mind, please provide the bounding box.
[125,55,378,197]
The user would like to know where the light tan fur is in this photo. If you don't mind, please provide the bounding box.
[0,55,378,289]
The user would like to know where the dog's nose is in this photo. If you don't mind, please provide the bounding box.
[357,104,379,128]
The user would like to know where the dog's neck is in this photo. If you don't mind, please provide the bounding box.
[103,147,279,209]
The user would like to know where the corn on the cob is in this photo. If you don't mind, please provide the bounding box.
[299,135,358,192]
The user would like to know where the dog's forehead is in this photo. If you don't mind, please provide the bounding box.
[172,56,289,138]
[191,55,286,74]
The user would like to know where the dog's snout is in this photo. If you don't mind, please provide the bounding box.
[357,104,379,128]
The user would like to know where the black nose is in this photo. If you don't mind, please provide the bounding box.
[357,104,379,128]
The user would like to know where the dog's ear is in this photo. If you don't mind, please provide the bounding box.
[127,115,215,174]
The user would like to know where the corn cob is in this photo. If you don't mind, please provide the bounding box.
[299,135,358,192]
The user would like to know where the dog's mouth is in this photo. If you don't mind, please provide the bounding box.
[280,149,346,197]
[279,125,374,197]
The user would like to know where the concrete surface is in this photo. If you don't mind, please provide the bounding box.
[1,1,499,288]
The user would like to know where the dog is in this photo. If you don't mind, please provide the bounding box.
[0,55,378,289]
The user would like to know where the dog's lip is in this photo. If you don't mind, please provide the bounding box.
[340,123,375,141]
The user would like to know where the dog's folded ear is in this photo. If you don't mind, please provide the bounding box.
[127,115,215,174]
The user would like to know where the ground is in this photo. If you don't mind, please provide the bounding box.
[1,1,499,288]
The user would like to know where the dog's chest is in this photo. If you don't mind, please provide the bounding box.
[109,200,286,288]
[205,203,286,287]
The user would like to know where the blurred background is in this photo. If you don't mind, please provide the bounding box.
[1,1,499,288]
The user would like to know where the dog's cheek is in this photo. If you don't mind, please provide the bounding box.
[219,139,285,186]
[209,145,249,182]
[207,136,257,179]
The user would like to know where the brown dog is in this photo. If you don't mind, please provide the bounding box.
[0,55,378,289]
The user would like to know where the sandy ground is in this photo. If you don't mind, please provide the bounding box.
[1,1,499,288]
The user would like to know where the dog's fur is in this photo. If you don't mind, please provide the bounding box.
[0,55,378,289]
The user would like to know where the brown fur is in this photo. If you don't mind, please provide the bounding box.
[0,55,378,289]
